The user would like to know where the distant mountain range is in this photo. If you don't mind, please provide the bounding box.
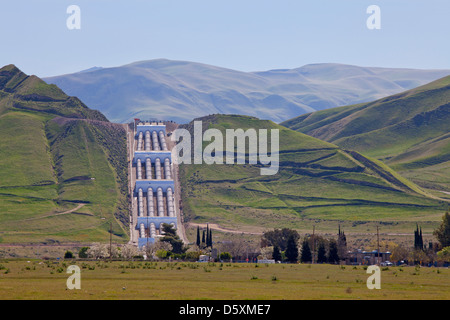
[44,59,450,124]
[281,75,450,195]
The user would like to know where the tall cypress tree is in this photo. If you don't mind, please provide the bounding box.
[414,224,424,250]
[419,227,423,250]
[208,229,213,247]
[272,245,282,262]
[337,225,348,260]
[300,238,312,263]
[414,225,418,249]
[285,235,299,263]
[317,242,327,264]
[196,226,201,247]
[202,230,206,246]
[327,240,339,264]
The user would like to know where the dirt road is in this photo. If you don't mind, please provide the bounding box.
[186,222,263,235]
[21,203,86,222]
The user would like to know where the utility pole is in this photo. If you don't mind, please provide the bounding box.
[312,225,315,264]
[377,225,380,266]
[109,221,113,260]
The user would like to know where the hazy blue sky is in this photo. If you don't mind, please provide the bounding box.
[1,0,449,77]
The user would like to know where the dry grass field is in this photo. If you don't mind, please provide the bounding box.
[0,260,448,300]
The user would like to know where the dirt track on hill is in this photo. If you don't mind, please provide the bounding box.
[186,222,263,235]
[19,203,87,222]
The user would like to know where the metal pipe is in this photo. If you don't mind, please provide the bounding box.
[155,158,162,180]
[145,130,151,151]
[149,223,156,238]
[137,131,143,151]
[146,158,152,179]
[159,130,168,151]
[138,188,144,217]
[157,187,164,217]
[137,158,142,180]
[152,130,160,151]
[167,187,175,217]
[164,158,172,180]
[147,188,155,217]
[140,223,146,238]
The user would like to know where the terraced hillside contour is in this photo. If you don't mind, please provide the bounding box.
[178,114,446,242]
[0,65,128,244]
[281,76,450,197]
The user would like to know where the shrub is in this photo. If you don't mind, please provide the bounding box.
[156,249,168,259]
[185,251,200,262]
[79,247,89,259]
[219,252,232,261]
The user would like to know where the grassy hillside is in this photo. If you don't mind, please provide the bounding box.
[44,59,450,123]
[0,65,129,244]
[178,115,446,241]
[281,76,450,195]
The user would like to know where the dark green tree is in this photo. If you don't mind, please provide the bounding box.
[337,225,348,260]
[285,235,299,263]
[317,242,327,264]
[219,252,232,261]
[78,247,89,259]
[414,224,424,250]
[64,250,74,259]
[433,211,450,248]
[300,238,312,263]
[208,229,213,247]
[272,245,282,262]
[202,230,206,246]
[261,228,300,251]
[161,223,186,254]
[420,227,423,249]
[327,240,340,264]
[196,226,201,247]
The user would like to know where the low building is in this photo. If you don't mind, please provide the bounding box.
[346,249,391,265]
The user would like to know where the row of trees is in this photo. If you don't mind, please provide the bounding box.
[261,227,346,264]
[66,211,450,264]
[76,223,188,260]
[196,225,213,248]
[258,211,450,265]
[434,211,450,248]
[395,212,450,264]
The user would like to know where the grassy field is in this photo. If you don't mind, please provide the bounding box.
[0,260,448,300]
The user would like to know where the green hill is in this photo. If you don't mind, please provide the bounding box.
[178,114,446,240]
[0,65,129,244]
[281,76,450,196]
